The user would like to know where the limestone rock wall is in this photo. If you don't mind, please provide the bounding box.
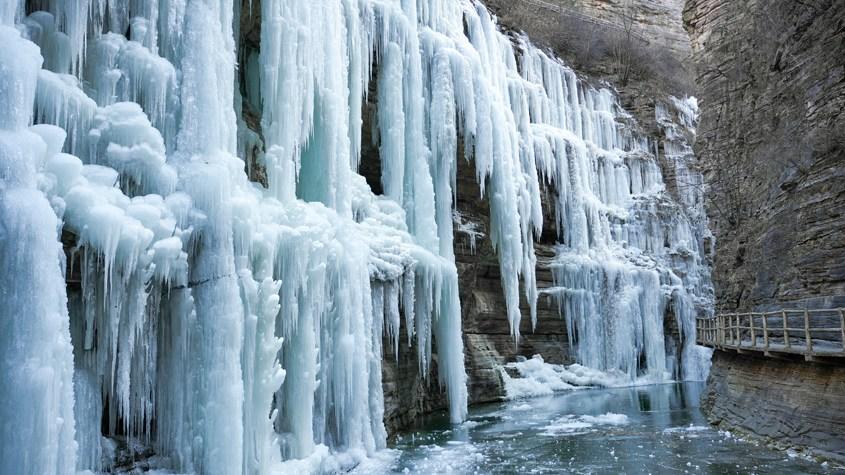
[453,151,570,407]
[703,351,845,461]
[485,0,691,61]
[683,0,845,313]
[685,0,845,459]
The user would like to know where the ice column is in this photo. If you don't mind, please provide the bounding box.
[172,1,244,473]
[0,26,77,475]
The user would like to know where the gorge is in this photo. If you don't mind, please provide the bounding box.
[0,0,842,473]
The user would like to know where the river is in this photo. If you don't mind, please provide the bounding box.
[354,382,843,474]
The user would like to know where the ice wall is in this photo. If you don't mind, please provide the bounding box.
[530,65,714,381]
[0,0,712,473]
[0,25,77,475]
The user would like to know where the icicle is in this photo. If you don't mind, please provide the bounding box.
[0,25,77,475]
[377,42,406,202]
[1,0,715,472]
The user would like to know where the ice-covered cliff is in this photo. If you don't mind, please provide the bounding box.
[0,0,712,473]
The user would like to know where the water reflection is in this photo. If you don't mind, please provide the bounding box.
[367,383,841,474]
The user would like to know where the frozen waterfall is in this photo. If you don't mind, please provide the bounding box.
[0,0,712,473]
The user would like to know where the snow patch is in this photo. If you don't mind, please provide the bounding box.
[500,354,671,399]
[541,413,629,436]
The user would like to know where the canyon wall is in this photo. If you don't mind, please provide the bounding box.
[684,0,845,313]
[684,0,845,460]
[703,352,845,462]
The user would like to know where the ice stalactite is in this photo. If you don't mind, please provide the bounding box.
[0,25,77,475]
[519,39,714,381]
[656,96,715,381]
[1,0,714,472]
[171,2,246,473]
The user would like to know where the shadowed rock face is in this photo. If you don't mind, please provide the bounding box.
[684,0,845,313]
[703,351,845,462]
[685,0,845,459]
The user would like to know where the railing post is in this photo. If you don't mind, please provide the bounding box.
[709,318,713,344]
[804,309,813,354]
[762,313,769,350]
[749,313,755,348]
[731,313,739,346]
[728,314,733,345]
[710,318,714,343]
[782,310,790,349]
[718,315,723,347]
[726,314,731,346]
[840,309,845,353]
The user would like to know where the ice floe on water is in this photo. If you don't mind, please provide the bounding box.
[540,413,629,437]
[499,354,673,399]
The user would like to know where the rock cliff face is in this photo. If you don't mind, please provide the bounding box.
[684,0,845,313]
[485,0,690,62]
[703,352,845,462]
[684,0,845,459]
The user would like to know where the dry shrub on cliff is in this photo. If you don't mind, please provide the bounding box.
[545,2,693,96]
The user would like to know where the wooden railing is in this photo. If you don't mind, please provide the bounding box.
[696,309,845,360]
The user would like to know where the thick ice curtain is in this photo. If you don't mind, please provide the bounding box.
[0,25,78,475]
[171,1,246,473]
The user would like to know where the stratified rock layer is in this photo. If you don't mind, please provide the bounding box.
[703,351,845,461]
[684,0,845,312]
[484,0,694,133]
[685,0,845,459]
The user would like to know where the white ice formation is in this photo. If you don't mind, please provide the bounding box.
[541,90,714,384]
[0,0,712,473]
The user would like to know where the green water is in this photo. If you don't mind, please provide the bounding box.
[358,382,843,474]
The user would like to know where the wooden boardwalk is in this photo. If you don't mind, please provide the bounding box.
[696,308,845,360]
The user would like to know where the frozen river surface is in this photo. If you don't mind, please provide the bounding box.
[354,382,843,474]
